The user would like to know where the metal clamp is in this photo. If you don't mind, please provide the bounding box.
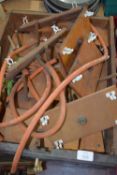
[40,115,50,126]
[84,11,94,17]
[88,32,97,43]
[72,74,83,83]
[22,16,29,25]
[54,139,64,149]
[62,47,74,55]
[6,57,15,66]
[51,24,61,33]
[106,91,117,101]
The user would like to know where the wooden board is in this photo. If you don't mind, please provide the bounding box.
[43,85,117,147]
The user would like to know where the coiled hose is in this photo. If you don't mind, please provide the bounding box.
[9,63,66,139]
[0,60,55,128]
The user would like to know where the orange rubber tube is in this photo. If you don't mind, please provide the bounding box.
[0,69,51,128]
[0,60,56,128]
[10,64,66,139]
[16,59,56,92]
[9,69,51,131]
[31,64,66,139]
[28,79,40,101]
[10,24,109,174]
[27,59,56,101]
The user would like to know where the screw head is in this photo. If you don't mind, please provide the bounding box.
[78,116,87,125]
[96,144,101,148]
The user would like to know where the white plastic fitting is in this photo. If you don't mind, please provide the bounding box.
[6,57,15,66]
[106,91,117,101]
[22,16,29,25]
[84,11,94,17]
[54,139,64,149]
[88,32,97,43]
[51,25,61,33]
[62,47,74,55]
[40,115,50,126]
[72,74,83,83]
